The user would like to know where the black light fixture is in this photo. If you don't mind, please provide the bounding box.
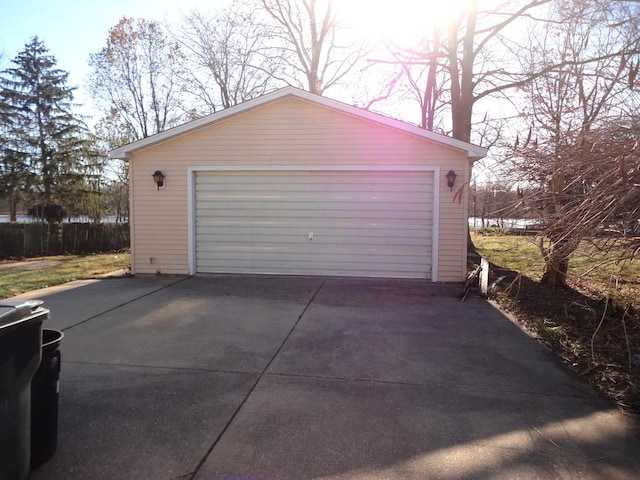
[152,170,165,190]
[446,170,457,191]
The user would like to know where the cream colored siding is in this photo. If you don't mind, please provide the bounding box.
[127,95,474,280]
[195,170,433,278]
[133,99,460,168]
[437,156,469,282]
[129,161,189,275]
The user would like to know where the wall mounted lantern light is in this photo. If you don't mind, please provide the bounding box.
[152,170,165,190]
[446,170,457,191]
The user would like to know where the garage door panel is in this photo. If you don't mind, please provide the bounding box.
[197,194,432,207]
[198,237,430,255]
[198,257,430,277]
[197,217,434,227]
[196,193,433,206]
[195,171,434,278]
[197,187,432,203]
[197,188,434,199]
[201,265,428,277]
[196,173,432,188]
[196,226,433,239]
[203,255,431,266]
[196,179,432,190]
[196,208,430,221]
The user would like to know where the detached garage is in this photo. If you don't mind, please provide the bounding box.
[110,87,487,281]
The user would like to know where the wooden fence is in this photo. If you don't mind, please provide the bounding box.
[0,223,130,259]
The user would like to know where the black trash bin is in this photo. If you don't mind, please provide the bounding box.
[31,328,64,470]
[0,300,49,480]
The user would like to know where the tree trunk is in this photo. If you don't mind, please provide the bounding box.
[540,237,573,286]
[9,196,18,222]
[541,255,569,286]
[448,0,477,143]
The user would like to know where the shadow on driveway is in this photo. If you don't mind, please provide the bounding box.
[19,275,639,480]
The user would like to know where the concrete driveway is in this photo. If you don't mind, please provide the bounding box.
[12,275,640,480]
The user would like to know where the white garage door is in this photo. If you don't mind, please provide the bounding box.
[194,170,435,278]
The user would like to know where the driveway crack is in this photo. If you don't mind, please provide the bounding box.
[60,276,190,332]
[188,279,325,480]
[260,278,325,375]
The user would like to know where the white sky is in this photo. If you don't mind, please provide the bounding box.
[0,0,232,117]
[0,0,466,121]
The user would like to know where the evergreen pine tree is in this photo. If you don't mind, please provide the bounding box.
[0,37,89,221]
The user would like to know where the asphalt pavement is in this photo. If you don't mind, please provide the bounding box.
[10,274,640,480]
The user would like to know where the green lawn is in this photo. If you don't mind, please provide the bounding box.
[471,230,640,307]
[0,253,131,299]
[471,230,544,279]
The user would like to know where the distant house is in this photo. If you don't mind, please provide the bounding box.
[110,87,487,281]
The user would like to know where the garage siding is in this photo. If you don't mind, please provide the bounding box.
[128,95,471,280]
[195,171,434,278]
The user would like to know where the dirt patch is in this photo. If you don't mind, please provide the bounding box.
[0,259,66,271]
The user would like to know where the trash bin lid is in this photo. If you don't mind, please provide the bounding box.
[0,300,47,330]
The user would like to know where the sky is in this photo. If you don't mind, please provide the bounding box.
[0,0,232,117]
[0,0,467,122]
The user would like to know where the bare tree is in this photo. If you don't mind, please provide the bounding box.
[174,2,279,114]
[90,112,134,222]
[517,121,640,285]
[502,0,640,285]
[88,17,186,140]
[255,0,368,95]
[371,1,638,142]
[406,33,448,133]
[424,0,555,142]
[371,30,450,132]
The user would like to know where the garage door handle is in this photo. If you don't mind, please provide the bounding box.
[309,232,314,240]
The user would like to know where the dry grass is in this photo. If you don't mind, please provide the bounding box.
[0,253,131,299]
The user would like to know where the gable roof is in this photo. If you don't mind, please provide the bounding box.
[109,86,488,161]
